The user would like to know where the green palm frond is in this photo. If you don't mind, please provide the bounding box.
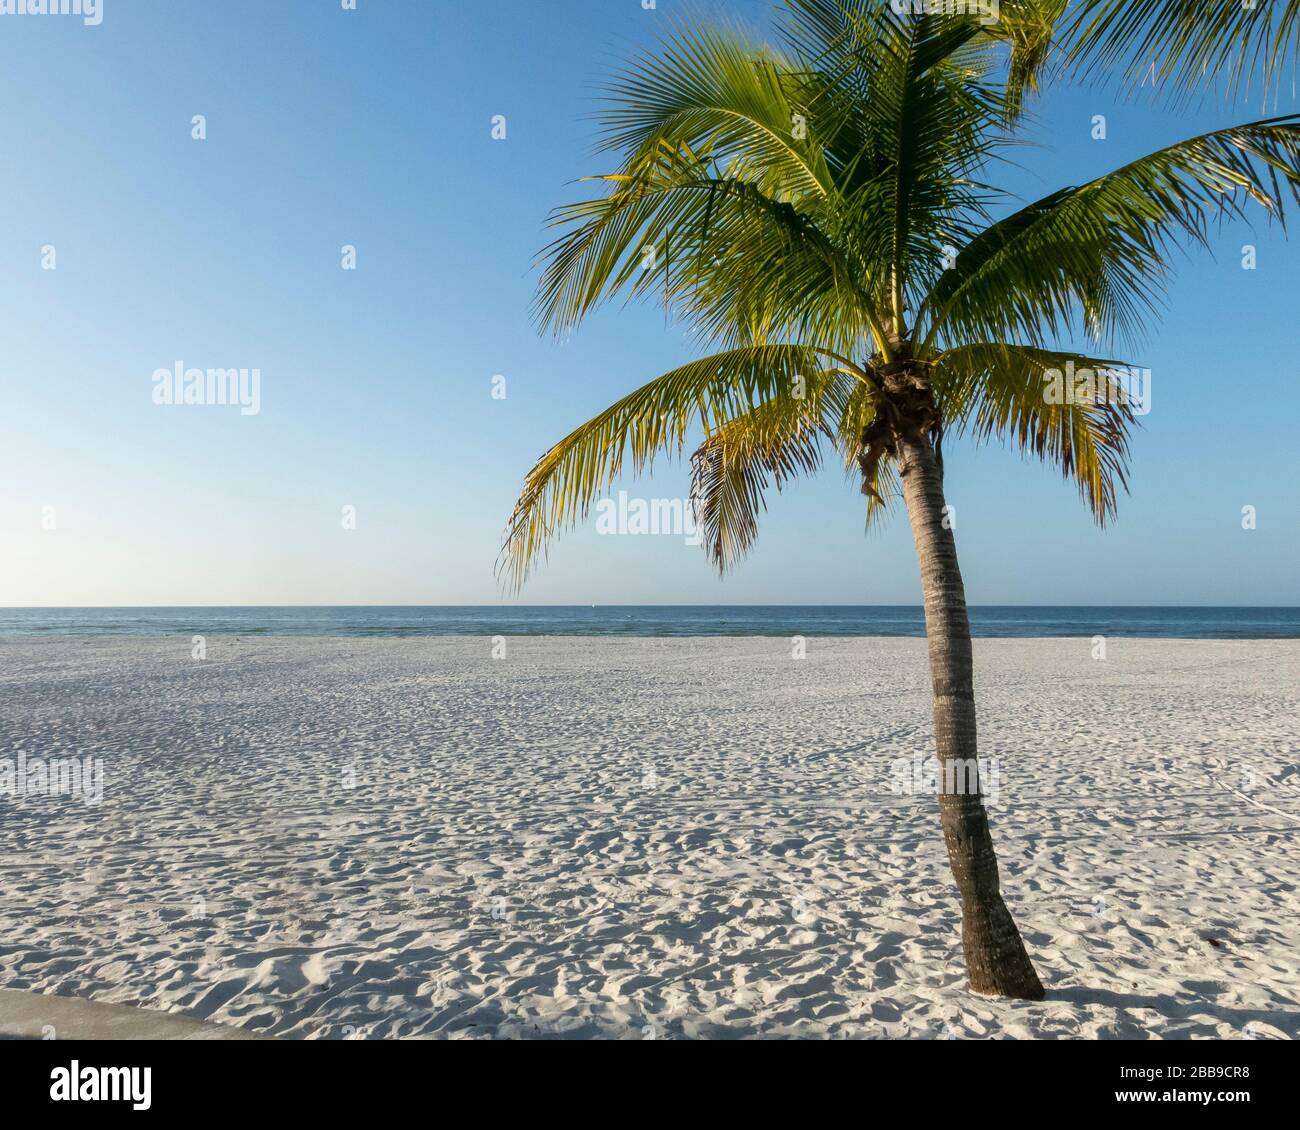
[935,343,1137,521]
[981,0,1072,122]
[500,344,863,588]
[535,137,883,354]
[599,22,832,197]
[542,3,1016,357]
[918,116,1300,350]
[853,9,1009,328]
[1062,0,1300,103]
[782,0,1066,124]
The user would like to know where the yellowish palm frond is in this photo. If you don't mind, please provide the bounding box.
[690,370,860,572]
[935,342,1137,522]
[500,344,860,589]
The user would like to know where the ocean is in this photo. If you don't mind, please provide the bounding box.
[1,606,1297,639]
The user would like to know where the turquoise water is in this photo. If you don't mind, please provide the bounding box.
[1,606,1297,639]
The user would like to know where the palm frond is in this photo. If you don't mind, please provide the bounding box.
[859,8,1009,331]
[980,0,1072,122]
[918,116,1300,350]
[535,137,883,353]
[1062,0,1300,104]
[934,342,1137,521]
[499,344,862,588]
[599,21,833,197]
[690,385,844,573]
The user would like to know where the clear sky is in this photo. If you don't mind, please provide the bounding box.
[1,0,1296,607]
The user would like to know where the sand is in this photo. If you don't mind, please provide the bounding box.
[0,634,1296,1039]
[0,986,261,1040]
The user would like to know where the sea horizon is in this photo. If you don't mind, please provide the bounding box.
[3,604,1298,639]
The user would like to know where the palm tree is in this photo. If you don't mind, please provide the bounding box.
[500,0,1300,999]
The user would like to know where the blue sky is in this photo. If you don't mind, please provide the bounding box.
[1,0,1296,606]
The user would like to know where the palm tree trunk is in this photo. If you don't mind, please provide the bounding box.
[897,433,1045,1000]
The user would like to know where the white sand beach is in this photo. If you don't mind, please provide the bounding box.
[0,635,1296,1039]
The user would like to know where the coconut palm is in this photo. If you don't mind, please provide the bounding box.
[501,0,1300,999]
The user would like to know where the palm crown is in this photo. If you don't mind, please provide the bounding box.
[502,0,1300,585]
